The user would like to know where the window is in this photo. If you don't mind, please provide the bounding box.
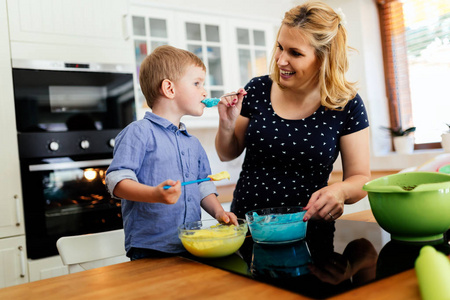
[377,0,450,149]
[185,22,225,98]
[236,28,269,86]
[131,16,170,110]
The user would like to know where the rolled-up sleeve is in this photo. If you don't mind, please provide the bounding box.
[198,181,217,199]
[106,169,138,199]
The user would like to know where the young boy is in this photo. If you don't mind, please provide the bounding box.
[106,45,238,260]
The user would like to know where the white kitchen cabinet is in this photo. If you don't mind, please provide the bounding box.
[175,13,229,99]
[129,6,177,120]
[129,2,276,128]
[179,14,274,128]
[0,0,28,287]
[0,0,25,240]
[28,256,68,282]
[7,0,134,64]
[0,236,28,288]
[173,12,230,128]
[230,21,274,87]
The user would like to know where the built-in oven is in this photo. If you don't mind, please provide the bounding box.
[12,60,135,259]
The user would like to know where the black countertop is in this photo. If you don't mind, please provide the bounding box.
[183,219,450,299]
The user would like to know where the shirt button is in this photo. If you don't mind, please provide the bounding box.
[185,173,189,178]
[181,151,185,155]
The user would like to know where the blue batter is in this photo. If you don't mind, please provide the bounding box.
[202,98,221,107]
[249,211,307,243]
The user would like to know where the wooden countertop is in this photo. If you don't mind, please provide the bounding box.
[0,210,424,300]
[339,209,376,223]
[1,257,306,299]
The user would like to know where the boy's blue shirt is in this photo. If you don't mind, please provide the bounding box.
[106,111,217,253]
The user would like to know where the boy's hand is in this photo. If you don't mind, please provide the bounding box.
[158,180,181,204]
[216,211,239,226]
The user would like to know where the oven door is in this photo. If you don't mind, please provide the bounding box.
[12,60,135,133]
[21,157,122,259]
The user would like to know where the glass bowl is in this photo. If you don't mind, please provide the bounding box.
[251,240,311,278]
[245,206,307,244]
[178,219,248,258]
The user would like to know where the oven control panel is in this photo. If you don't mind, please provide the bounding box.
[18,129,120,158]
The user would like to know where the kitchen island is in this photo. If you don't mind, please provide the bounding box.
[0,210,426,299]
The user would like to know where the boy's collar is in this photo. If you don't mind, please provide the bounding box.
[178,122,188,131]
[144,111,191,136]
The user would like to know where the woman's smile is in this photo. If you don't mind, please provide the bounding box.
[280,69,296,79]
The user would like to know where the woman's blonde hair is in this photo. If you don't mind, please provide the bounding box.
[269,1,357,110]
[139,45,206,108]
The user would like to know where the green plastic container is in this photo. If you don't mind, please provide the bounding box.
[363,172,450,242]
[415,246,450,300]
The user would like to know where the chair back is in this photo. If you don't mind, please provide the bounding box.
[56,229,128,273]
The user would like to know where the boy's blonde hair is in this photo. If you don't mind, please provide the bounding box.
[269,1,357,110]
[139,45,206,108]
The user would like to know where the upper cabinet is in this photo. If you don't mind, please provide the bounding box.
[129,7,176,117]
[234,24,272,87]
[7,0,276,127]
[129,3,276,127]
[7,0,133,64]
[176,14,228,99]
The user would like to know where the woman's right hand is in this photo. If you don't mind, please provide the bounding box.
[217,88,247,130]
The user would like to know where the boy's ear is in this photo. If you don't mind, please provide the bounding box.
[161,79,175,99]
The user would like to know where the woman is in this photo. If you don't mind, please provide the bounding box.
[215,1,371,224]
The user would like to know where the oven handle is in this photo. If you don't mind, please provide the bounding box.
[29,159,113,172]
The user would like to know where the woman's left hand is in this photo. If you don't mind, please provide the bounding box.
[302,183,346,222]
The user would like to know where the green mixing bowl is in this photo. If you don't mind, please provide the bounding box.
[363,172,450,242]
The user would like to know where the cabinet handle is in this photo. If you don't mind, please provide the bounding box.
[122,14,130,41]
[18,246,26,278]
[14,194,21,227]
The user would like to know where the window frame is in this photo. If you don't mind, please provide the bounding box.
[376,0,443,150]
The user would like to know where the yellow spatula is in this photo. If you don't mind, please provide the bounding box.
[163,171,230,189]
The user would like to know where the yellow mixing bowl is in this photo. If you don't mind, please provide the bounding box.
[178,219,248,258]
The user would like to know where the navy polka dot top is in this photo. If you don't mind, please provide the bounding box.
[231,75,369,218]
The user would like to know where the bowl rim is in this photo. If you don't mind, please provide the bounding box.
[178,218,248,240]
[363,171,450,193]
[245,207,307,228]
[245,206,306,216]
